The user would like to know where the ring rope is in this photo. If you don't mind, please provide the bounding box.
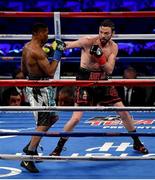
[62,34,155,40]
[0,154,154,161]
[0,79,154,87]
[0,10,154,163]
[0,34,154,40]
[0,106,155,111]
[0,11,155,18]
[0,57,155,61]
[0,131,155,137]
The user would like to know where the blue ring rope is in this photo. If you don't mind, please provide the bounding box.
[0,131,155,137]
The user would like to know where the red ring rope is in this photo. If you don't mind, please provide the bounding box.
[0,79,154,87]
[0,11,155,18]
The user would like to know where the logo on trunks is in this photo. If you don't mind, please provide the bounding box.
[85,115,155,129]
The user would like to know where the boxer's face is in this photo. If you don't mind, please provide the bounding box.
[99,26,113,46]
[38,28,48,45]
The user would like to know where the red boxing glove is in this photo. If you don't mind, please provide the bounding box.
[95,55,107,66]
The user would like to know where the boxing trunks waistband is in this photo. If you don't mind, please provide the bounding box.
[76,67,108,80]
[28,75,50,80]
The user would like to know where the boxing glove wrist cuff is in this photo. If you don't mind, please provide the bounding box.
[98,55,106,65]
[53,50,62,61]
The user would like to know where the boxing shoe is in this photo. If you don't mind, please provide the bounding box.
[20,150,39,173]
[23,143,38,155]
[20,161,39,173]
[49,146,63,156]
[23,143,43,163]
[133,143,149,154]
[49,146,67,156]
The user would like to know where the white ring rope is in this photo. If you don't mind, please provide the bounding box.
[0,154,155,161]
[0,57,154,60]
[0,106,155,112]
[0,34,154,40]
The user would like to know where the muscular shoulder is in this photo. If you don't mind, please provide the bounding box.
[111,40,118,56]
[111,40,118,49]
[66,36,96,49]
[23,43,45,59]
[79,35,98,47]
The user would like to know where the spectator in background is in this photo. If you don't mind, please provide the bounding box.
[116,66,147,106]
[0,66,28,106]
[56,87,75,106]
[2,87,22,106]
[12,67,25,79]
[12,67,30,106]
[145,85,155,106]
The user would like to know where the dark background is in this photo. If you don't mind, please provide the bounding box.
[0,0,155,77]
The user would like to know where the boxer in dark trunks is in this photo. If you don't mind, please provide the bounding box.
[50,19,148,157]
